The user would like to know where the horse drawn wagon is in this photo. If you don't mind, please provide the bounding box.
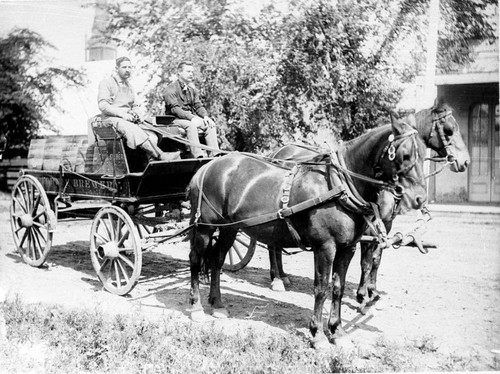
[8,116,256,296]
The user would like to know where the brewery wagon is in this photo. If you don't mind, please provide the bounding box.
[9,116,256,295]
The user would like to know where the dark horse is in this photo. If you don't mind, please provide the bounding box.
[267,102,470,310]
[187,116,427,348]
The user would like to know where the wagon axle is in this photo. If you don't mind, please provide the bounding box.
[97,241,120,259]
[17,214,34,228]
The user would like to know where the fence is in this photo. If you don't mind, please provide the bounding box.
[0,158,27,191]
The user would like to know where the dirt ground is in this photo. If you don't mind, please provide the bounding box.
[1,190,499,366]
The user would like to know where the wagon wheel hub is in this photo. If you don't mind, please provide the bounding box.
[18,214,34,228]
[97,241,120,259]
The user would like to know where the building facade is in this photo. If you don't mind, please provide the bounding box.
[430,27,499,204]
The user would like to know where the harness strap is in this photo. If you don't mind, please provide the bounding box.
[280,165,307,250]
[363,202,388,247]
[336,150,372,213]
[196,184,346,229]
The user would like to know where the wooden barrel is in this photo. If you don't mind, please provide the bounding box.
[42,137,66,171]
[27,138,47,170]
[75,140,89,173]
[61,139,79,171]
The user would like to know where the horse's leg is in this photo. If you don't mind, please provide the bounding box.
[329,244,357,339]
[366,244,383,301]
[365,220,392,304]
[309,242,335,350]
[189,227,212,321]
[208,228,238,318]
[356,242,375,311]
[276,247,291,286]
[269,246,289,291]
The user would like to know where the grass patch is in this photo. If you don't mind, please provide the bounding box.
[0,296,497,373]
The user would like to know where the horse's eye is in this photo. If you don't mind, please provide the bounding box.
[403,154,411,161]
[443,122,454,137]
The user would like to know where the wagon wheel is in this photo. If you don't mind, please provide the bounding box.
[90,206,142,296]
[222,231,257,272]
[10,175,55,267]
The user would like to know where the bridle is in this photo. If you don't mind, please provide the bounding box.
[425,109,458,178]
[372,127,420,198]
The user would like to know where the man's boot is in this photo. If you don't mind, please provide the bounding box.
[140,140,180,161]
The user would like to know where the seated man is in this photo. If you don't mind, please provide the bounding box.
[97,56,180,161]
[163,61,220,158]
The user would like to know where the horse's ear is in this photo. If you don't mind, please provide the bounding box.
[406,113,417,129]
[390,112,407,135]
[433,97,444,110]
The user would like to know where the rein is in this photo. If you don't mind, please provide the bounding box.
[193,127,420,233]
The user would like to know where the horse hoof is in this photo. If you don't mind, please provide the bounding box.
[281,276,291,287]
[190,309,207,322]
[271,278,285,292]
[311,335,331,351]
[357,302,368,315]
[212,308,229,319]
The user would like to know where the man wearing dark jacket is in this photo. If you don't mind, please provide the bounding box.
[163,61,220,158]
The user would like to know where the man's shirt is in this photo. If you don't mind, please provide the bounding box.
[97,73,137,118]
[163,80,208,120]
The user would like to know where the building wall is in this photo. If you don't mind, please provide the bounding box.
[434,83,499,202]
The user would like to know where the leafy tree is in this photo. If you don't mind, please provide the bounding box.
[103,0,496,150]
[105,0,291,152]
[0,28,85,158]
[276,0,497,141]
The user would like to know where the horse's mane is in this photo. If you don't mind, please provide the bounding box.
[341,124,390,150]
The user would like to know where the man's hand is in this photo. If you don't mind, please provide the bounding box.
[117,109,135,122]
[203,116,216,128]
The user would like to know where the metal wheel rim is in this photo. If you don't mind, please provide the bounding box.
[90,206,142,295]
[10,175,53,267]
[222,231,257,272]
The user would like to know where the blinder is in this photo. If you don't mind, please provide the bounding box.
[430,109,456,159]
[374,126,420,198]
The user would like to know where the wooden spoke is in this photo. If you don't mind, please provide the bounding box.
[32,209,47,221]
[19,228,29,248]
[116,259,130,283]
[31,193,41,215]
[98,258,110,274]
[13,195,27,214]
[93,231,108,245]
[231,242,244,261]
[117,229,130,247]
[118,253,135,269]
[113,260,121,287]
[99,216,113,242]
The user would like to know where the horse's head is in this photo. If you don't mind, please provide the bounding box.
[376,114,428,212]
[417,100,470,172]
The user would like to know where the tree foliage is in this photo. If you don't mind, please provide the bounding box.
[0,28,85,158]
[103,0,496,151]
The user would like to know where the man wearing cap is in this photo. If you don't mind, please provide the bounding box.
[163,61,220,158]
[97,57,180,161]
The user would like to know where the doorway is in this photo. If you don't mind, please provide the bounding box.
[469,102,500,202]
